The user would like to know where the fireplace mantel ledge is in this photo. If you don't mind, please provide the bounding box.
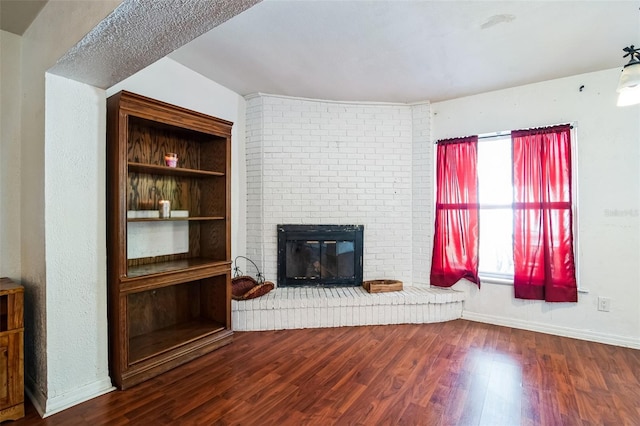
[231,286,465,331]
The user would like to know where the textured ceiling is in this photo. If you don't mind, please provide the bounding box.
[48,0,261,89]
[168,0,640,103]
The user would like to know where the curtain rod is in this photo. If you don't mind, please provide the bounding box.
[478,132,509,141]
[436,122,575,144]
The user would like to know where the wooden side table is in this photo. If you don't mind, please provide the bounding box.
[0,277,24,421]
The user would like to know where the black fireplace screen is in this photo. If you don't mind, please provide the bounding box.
[277,225,363,287]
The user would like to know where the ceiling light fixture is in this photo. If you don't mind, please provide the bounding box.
[617,45,640,106]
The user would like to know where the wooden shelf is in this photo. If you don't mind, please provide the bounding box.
[129,318,226,365]
[127,258,227,278]
[127,216,225,223]
[128,162,224,177]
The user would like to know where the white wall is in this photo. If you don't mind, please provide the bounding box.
[432,68,640,348]
[16,0,123,417]
[106,57,247,262]
[0,30,22,279]
[44,73,112,411]
[245,94,415,284]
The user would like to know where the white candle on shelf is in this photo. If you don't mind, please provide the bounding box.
[158,200,171,218]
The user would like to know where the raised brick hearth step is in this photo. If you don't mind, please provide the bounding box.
[231,286,465,331]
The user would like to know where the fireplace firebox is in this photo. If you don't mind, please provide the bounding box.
[277,225,363,287]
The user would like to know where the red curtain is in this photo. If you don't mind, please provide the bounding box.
[430,136,480,288]
[512,125,577,302]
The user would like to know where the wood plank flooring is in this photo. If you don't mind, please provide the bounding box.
[15,320,640,425]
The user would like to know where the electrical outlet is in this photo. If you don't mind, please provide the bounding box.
[598,297,611,312]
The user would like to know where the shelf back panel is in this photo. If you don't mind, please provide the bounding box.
[127,116,226,174]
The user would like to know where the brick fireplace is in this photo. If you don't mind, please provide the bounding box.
[244,94,432,283]
[233,94,464,330]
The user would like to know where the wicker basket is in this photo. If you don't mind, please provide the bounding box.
[231,276,274,300]
[231,276,258,298]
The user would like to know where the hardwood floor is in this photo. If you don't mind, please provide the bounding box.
[15,320,640,425]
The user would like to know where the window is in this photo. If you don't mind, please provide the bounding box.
[431,124,578,302]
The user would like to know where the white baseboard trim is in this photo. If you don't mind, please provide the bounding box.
[26,375,115,418]
[462,311,640,349]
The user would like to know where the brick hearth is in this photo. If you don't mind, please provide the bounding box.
[231,286,464,331]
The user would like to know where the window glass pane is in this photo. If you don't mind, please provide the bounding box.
[478,136,512,205]
[479,209,514,276]
[478,136,514,277]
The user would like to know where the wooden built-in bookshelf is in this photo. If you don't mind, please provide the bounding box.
[106,91,233,389]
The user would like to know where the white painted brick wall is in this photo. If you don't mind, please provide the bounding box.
[246,94,418,284]
[245,96,265,272]
[411,103,433,286]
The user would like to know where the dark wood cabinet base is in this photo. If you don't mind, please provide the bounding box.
[118,331,232,390]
